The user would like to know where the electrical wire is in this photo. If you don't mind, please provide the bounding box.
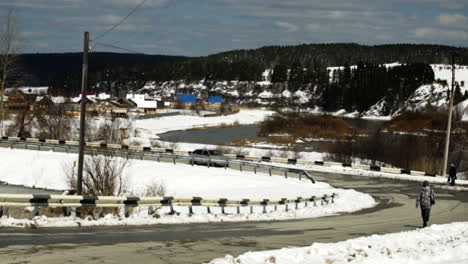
[92,0,148,42]
[93,42,146,54]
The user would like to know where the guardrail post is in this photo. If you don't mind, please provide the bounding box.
[254,166,257,174]
[236,206,240,214]
[173,157,176,165]
[221,206,225,214]
[262,199,270,214]
[321,195,328,205]
[285,204,289,212]
[224,161,228,169]
[269,168,272,176]
[299,173,302,181]
[63,207,71,217]
[157,156,160,162]
[124,205,130,218]
[284,170,288,179]
[311,196,316,206]
[33,205,39,218]
[240,163,243,172]
[0,206,3,217]
[274,205,277,211]
[189,205,193,215]
[148,206,154,215]
[98,207,104,218]
[295,197,301,210]
[250,206,253,214]
[207,206,211,214]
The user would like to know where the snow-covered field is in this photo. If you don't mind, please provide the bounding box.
[208,221,468,264]
[0,148,376,227]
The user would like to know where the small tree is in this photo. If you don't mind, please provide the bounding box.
[35,104,72,139]
[66,152,129,196]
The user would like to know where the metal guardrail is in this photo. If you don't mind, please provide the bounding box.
[0,193,337,218]
[0,138,316,183]
[0,136,441,178]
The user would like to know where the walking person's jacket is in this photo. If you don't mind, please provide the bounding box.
[416,186,435,209]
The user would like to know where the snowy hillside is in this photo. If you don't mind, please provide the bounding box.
[126,63,468,119]
[363,64,468,118]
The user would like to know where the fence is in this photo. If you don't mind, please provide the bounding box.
[0,193,337,219]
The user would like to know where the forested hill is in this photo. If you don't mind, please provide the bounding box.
[15,43,468,95]
[208,43,468,66]
[14,52,187,86]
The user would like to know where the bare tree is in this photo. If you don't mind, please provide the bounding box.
[0,8,20,136]
[35,104,72,139]
[66,152,129,196]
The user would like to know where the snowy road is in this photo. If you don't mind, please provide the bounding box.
[1,172,467,264]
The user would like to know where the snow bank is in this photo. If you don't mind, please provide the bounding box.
[209,222,468,264]
[0,191,375,228]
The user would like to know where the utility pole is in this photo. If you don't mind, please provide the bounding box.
[77,31,89,195]
[442,53,456,178]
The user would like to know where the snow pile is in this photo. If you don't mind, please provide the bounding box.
[208,222,468,264]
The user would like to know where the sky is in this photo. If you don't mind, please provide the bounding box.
[1,0,468,57]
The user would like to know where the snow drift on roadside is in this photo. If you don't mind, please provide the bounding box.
[208,222,468,264]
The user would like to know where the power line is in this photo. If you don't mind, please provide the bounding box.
[92,0,148,42]
[93,41,146,54]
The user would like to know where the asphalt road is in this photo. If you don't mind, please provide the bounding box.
[1,172,467,264]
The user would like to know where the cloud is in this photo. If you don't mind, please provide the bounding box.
[436,13,468,27]
[275,21,299,32]
[306,24,321,32]
[414,27,468,40]
[100,14,123,24]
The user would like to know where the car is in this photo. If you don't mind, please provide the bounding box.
[189,149,228,166]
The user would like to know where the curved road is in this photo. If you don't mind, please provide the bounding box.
[1,172,468,264]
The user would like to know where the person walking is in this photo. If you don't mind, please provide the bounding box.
[416,181,435,228]
[448,164,457,186]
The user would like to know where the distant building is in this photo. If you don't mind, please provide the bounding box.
[208,96,222,104]
[126,94,158,113]
[178,94,197,103]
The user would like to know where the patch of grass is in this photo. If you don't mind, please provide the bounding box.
[258,113,361,140]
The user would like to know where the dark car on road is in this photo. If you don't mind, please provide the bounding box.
[189,149,228,166]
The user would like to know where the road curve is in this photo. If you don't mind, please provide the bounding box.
[1,172,467,264]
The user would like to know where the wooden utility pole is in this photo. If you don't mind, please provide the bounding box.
[442,53,456,178]
[77,31,89,195]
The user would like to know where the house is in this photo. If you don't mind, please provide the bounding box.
[5,90,36,111]
[74,97,99,116]
[98,100,129,118]
[126,94,158,113]
[35,96,56,111]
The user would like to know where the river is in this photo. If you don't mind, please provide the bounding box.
[158,118,386,151]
